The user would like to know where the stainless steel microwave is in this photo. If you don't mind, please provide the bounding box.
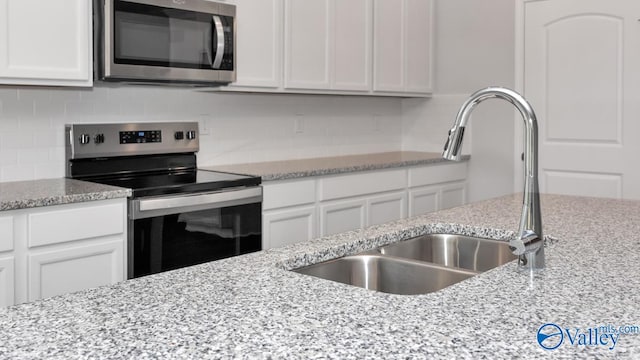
[94,0,236,85]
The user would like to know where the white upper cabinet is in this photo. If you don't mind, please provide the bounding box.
[284,0,372,91]
[220,0,430,97]
[223,0,283,89]
[331,0,372,91]
[0,0,92,87]
[284,0,331,90]
[373,0,433,94]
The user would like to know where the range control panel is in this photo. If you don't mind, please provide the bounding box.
[120,130,162,144]
[66,122,199,160]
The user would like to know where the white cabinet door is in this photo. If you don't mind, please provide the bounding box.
[367,191,406,226]
[284,0,331,90]
[263,207,316,249]
[28,240,124,302]
[225,0,283,88]
[285,0,371,91]
[320,199,366,236]
[0,256,14,307]
[373,0,432,94]
[0,0,92,86]
[332,0,372,91]
[404,0,432,93]
[523,0,640,199]
[409,187,439,217]
[0,215,13,253]
[441,182,467,210]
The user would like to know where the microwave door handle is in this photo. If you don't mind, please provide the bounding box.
[212,15,225,69]
[205,27,213,66]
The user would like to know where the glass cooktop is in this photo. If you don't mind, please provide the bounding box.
[86,169,261,198]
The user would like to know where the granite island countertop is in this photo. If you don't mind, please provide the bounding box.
[0,193,639,359]
[202,151,470,181]
[0,178,131,211]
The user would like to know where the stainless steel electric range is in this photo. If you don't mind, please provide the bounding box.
[65,122,262,279]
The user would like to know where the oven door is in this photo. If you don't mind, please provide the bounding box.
[128,187,261,278]
[98,0,236,84]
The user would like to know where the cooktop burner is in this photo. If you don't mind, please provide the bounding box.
[85,169,261,198]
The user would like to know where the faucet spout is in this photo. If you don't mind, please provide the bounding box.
[442,87,545,272]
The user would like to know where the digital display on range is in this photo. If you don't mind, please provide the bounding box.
[120,130,162,144]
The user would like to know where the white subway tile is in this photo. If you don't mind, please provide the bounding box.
[48,88,81,103]
[3,98,34,119]
[34,162,64,179]
[0,164,35,182]
[1,131,35,149]
[0,88,18,108]
[65,100,95,118]
[34,98,66,121]
[17,148,50,164]
[0,116,20,131]
[17,88,52,103]
[0,149,18,166]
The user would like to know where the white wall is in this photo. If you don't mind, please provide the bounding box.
[402,0,517,203]
[0,85,402,182]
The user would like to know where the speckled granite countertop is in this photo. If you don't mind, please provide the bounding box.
[203,151,470,181]
[1,193,639,359]
[0,178,131,211]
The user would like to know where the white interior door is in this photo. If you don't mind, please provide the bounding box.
[523,0,640,199]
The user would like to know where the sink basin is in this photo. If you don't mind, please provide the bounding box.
[292,233,517,295]
[293,254,477,295]
[378,234,516,272]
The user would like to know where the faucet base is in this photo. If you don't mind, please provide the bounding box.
[516,246,545,272]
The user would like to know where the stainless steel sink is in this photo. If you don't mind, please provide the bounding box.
[293,254,477,295]
[378,234,517,272]
[292,234,516,295]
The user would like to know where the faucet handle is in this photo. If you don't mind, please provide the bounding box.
[510,230,542,255]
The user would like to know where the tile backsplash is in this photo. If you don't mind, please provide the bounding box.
[0,85,402,182]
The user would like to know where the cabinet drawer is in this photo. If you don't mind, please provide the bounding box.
[28,201,125,248]
[0,216,13,252]
[320,169,406,201]
[408,163,467,187]
[263,179,316,210]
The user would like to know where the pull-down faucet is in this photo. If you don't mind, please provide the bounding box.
[442,87,545,272]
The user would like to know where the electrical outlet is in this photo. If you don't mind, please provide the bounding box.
[294,114,304,134]
[199,114,211,135]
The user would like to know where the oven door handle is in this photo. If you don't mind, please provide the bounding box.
[130,187,262,220]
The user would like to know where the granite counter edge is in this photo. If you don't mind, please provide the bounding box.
[0,189,132,211]
[246,155,471,181]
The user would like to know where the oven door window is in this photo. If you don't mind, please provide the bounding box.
[132,203,261,278]
[113,0,233,70]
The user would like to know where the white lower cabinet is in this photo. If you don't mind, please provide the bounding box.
[28,239,123,302]
[320,199,366,236]
[262,163,468,249]
[263,206,316,249]
[0,198,127,307]
[367,191,406,226]
[0,256,14,307]
[441,182,467,210]
[408,186,439,217]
